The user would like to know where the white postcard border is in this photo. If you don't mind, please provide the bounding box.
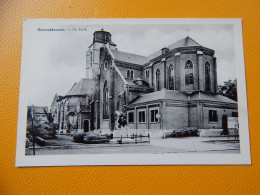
[16,18,251,167]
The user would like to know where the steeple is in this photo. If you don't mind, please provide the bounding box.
[86,29,117,79]
[92,29,117,46]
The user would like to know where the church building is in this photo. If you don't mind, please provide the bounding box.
[86,29,238,131]
[52,29,238,133]
[51,78,95,134]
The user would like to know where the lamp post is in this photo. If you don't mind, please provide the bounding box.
[156,113,163,138]
[31,106,36,155]
[156,113,161,128]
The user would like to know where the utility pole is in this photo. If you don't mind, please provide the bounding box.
[31,106,36,155]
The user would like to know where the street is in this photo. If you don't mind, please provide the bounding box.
[25,135,240,155]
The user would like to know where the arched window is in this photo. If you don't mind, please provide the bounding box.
[145,70,149,79]
[99,48,104,63]
[185,60,194,86]
[130,70,134,78]
[205,61,211,91]
[126,70,134,78]
[156,69,160,91]
[103,81,109,119]
[126,70,130,78]
[168,64,174,90]
[185,60,193,69]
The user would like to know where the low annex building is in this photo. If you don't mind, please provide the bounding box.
[51,29,238,133]
[127,90,237,130]
[51,78,95,134]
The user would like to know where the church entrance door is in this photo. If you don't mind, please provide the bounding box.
[222,115,228,135]
[83,120,90,132]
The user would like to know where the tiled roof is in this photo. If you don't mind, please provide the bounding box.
[66,82,77,96]
[66,78,96,96]
[110,37,204,65]
[110,49,147,65]
[129,90,237,105]
[51,94,59,107]
[129,89,188,105]
[190,92,237,104]
[147,36,202,60]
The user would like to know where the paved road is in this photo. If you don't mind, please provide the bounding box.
[26,135,240,155]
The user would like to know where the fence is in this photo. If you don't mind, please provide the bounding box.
[113,133,150,144]
[113,129,174,139]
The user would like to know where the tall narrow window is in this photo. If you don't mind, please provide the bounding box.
[138,111,146,123]
[145,70,149,79]
[168,64,174,90]
[103,81,109,119]
[126,70,130,78]
[156,69,160,91]
[128,112,134,123]
[99,48,104,63]
[209,110,218,122]
[185,60,194,86]
[130,70,134,78]
[150,109,159,122]
[205,61,211,91]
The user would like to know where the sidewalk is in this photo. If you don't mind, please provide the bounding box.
[151,137,240,153]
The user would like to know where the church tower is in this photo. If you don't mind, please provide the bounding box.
[86,29,117,79]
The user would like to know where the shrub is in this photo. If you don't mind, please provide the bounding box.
[26,117,56,140]
[83,133,110,144]
[168,127,199,138]
[73,132,86,143]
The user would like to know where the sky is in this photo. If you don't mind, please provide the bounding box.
[21,20,236,107]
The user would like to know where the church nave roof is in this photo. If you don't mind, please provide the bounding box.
[110,49,147,65]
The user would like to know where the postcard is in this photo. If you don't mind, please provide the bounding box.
[16,18,251,166]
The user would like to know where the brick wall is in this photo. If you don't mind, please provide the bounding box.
[117,65,142,79]
[202,106,237,129]
[165,106,188,129]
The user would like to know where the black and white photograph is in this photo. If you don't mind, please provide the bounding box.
[16,19,251,166]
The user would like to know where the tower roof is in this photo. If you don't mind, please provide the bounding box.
[92,29,117,46]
